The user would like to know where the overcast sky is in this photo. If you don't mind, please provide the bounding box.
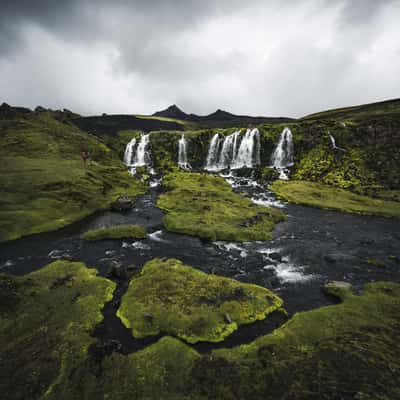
[1,0,399,117]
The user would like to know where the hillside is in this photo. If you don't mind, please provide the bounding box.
[0,109,145,242]
[301,98,400,122]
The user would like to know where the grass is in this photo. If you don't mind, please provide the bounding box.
[270,180,400,218]
[0,113,146,242]
[83,224,146,241]
[0,260,115,400]
[117,258,284,343]
[49,280,400,399]
[157,171,285,241]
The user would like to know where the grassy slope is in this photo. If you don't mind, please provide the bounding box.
[117,258,284,343]
[0,261,115,400]
[49,281,400,400]
[0,113,146,242]
[271,180,400,218]
[301,98,400,121]
[157,171,285,241]
[83,224,146,241]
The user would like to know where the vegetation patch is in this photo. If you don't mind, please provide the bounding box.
[0,261,115,400]
[117,258,284,343]
[83,224,146,241]
[271,180,400,218]
[0,113,146,242]
[157,172,285,241]
[193,281,400,399]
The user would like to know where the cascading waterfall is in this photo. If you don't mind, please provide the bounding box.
[329,133,346,152]
[231,128,260,169]
[123,138,137,166]
[205,133,222,171]
[270,127,294,180]
[123,133,152,173]
[178,134,191,170]
[205,128,260,171]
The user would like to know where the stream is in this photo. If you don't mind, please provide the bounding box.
[1,173,399,354]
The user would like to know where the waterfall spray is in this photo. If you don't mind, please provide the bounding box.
[123,133,152,173]
[270,127,294,180]
[178,134,191,170]
[205,128,260,171]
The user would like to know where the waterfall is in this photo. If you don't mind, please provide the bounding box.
[123,133,152,171]
[270,127,294,180]
[217,130,241,170]
[205,128,260,171]
[178,134,191,170]
[205,133,222,171]
[270,128,294,168]
[123,137,137,166]
[329,133,346,152]
[231,128,260,169]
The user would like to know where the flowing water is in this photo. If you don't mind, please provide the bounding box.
[205,129,260,171]
[123,133,152,173]
[270,127,294,179]
[178,134,191,170]
[1,172,399,353]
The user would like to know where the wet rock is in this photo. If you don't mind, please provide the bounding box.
[269,252,282,262]
[108,262,129,280]
[324,255,337,264]
[110,194,134,212]
[322,281,352,298]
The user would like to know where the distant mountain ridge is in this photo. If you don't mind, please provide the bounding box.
[153,104,294,127]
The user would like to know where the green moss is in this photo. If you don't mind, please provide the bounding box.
[0,113,146,242]
[157,172,285,241]
[117,258,284,343]
[192,282,400,399]
[271,180,400,218]
[83,224,146,241]
[0,261,115,400]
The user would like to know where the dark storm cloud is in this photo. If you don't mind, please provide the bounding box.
[0,0,399,116]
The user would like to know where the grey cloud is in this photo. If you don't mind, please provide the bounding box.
[0,0,399,116]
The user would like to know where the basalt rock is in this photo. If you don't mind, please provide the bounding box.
[110,194,134,211]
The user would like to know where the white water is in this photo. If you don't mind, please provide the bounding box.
[270,127,294,180]
[329,134,346,152]
[178,134,192,170]
[205,133,222,170]
[205,128,260,171]
[123,134,152,170]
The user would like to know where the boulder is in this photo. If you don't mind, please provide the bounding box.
[111,194,134,211]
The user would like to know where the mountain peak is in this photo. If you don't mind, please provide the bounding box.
[153,104,188,119]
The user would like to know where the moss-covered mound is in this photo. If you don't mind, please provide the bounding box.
[0,261,115,400]
[197,281,400,399]
[58,281,400,400]
[157,172,285,241]
[117,258,284,343]
[0,112,146,242]
[271,180,400,218]
[83,224,146,241]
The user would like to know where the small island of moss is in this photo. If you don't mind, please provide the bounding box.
[117,258,284,344]
[157,172,285,242]
[83,224,146,241]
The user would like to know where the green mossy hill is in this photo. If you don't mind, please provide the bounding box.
[0,113,146,242]
[83,224,146,241]
[50,281,400,399]
[117,258,284,343]
[50,336,200,400]
[195,281,400,399]
[271,180,400,218]
[157,172,285,241]
[0,261,115,400]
